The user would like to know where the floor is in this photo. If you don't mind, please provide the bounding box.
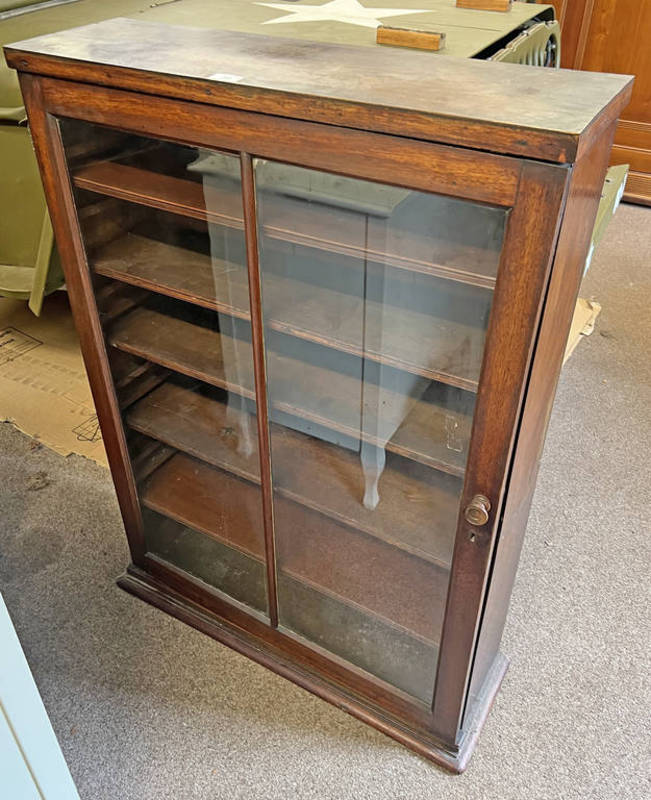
[1,204,650,799]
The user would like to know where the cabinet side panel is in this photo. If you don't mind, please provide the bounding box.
[466,121,618,721]
[18,74,146,563]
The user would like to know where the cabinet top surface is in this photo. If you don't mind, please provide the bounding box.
[5,16,633,162]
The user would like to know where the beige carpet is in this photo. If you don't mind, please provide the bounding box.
[0,204,649,799]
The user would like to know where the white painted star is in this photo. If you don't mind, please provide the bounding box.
[257,0,432,29]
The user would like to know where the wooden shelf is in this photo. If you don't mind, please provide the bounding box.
[108,349,143,386]
[75,161,243,230]
[117,362,170,410]
[95,277,148,324]
[74,161,499,288]
[278,573,438,704]
[130,435,175,482]
[141,450,449,645]
[111,306,473,477]
[92,233,485,390]
[92,233,251,316]
[127,380,462,567]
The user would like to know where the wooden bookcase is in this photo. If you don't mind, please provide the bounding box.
[5,19,632,772]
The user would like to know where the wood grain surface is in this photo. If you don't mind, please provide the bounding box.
[5,19,633,162]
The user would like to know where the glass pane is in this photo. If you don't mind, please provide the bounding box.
[255,160,506,703]
[59,119,267,616]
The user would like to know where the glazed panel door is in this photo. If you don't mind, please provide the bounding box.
[253,160,506,704]
[57,118,271,619]
[249,153,569,732]
[249,156,569,722]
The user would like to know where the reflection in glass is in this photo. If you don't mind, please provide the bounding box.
[255,160,506,702]
[189,150,257,461]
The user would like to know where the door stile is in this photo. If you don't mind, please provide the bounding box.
[17,73,147,565]
[240,152,279,627]
[431,160,572,745]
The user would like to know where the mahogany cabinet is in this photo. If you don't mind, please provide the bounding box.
[5,18,632,772]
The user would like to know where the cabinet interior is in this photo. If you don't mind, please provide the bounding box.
[63,119,504,705]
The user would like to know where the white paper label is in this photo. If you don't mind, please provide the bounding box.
[208,72,244,83]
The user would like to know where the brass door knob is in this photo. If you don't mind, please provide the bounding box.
[464,494,491,526]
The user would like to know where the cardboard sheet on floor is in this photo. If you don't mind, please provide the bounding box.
[563,298,602,365]
[0,292,108,467]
